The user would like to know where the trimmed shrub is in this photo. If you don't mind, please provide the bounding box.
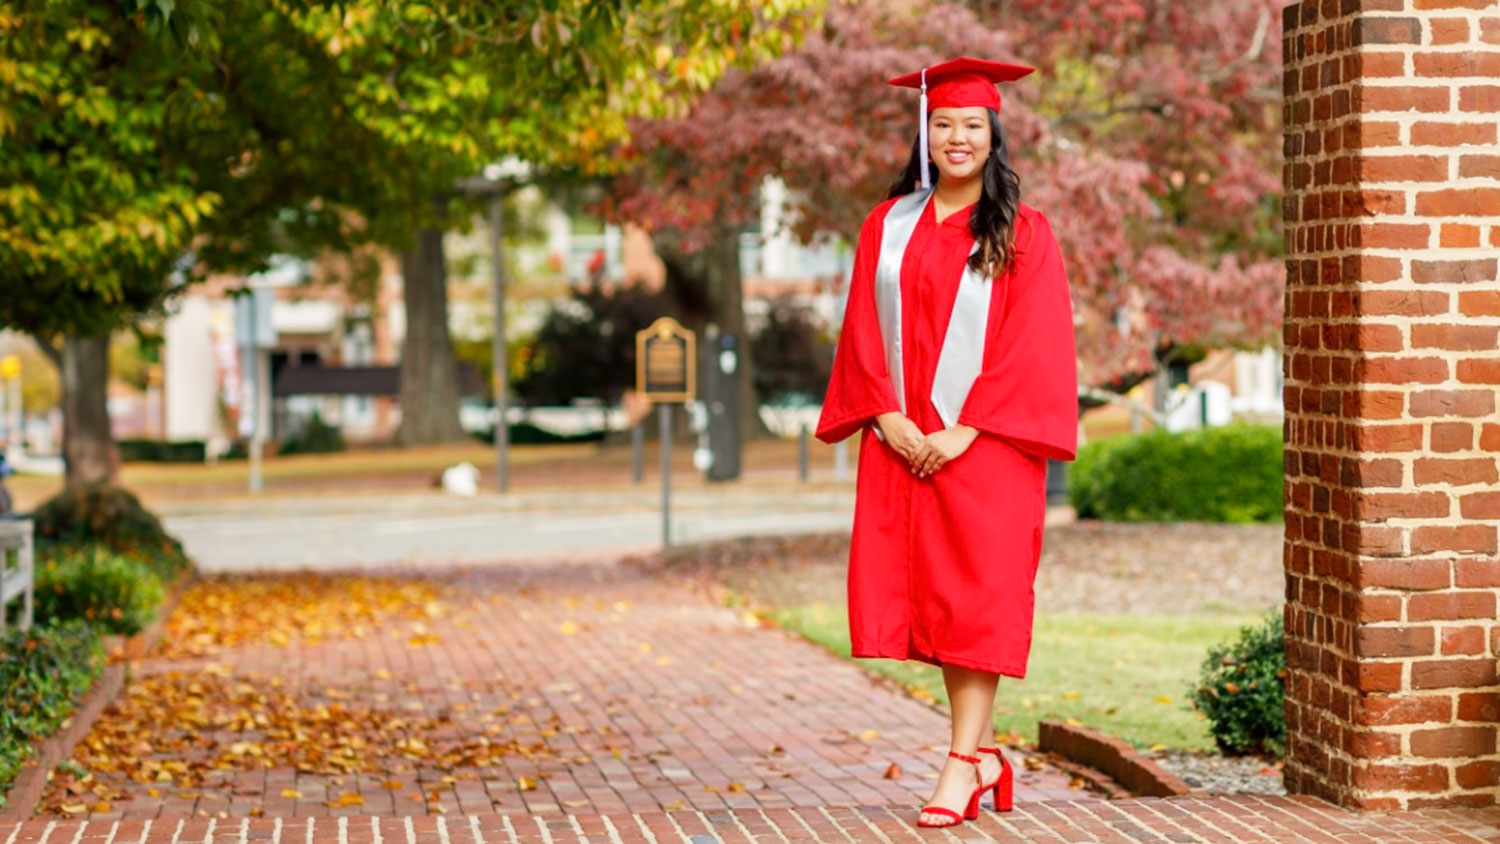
[1188,609,1286,756]
[35,546,165,636]
[117,439,207,463]
[1065,433,1131,520]
[0,619,106,806]
[471,421,606,446]
[278,412,345,455]
[1066,423,1282,522]
[32,484,191,580]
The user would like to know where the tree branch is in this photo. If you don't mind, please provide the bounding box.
[1050,100,1172,128]
[30,333,62,370]
[1079,385,1165,426]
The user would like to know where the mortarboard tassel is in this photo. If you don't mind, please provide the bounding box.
[918,67,930,190]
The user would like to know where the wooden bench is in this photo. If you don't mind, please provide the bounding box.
[0,519,34,631]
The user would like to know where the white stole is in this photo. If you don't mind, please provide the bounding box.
[873,188,993,432]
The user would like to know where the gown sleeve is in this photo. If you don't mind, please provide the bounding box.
[815,207,902,444]
[956,208,1080,461]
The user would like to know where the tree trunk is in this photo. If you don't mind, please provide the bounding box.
[702,225,765,442]
[397,222,466,446]
[61,333,118,487]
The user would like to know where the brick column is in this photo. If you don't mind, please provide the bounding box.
[1282,0,1500,810]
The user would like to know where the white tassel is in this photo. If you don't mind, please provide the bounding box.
[918,67,930,190]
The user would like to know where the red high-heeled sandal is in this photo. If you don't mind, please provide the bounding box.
[915,750,987,828]
[977,745,1014,811]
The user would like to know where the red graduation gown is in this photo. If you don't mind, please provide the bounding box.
[815,195,1078,678]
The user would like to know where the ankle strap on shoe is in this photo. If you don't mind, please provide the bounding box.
[948,749,981,764]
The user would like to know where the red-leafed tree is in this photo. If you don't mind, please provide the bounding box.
[605,0,1285,425]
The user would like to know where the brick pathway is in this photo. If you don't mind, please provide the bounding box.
[25,559,1089,823]
[8,557,1500,842]
[5,798,1500,843]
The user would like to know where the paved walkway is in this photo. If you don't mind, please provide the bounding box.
[158,491,859,572]
[6,798,1500,843]
[6,556,1500,842]
[26,558,1089,822]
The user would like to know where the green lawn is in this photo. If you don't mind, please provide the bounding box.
[762,600,1268,751]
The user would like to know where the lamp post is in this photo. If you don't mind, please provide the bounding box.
[455,160,530,493]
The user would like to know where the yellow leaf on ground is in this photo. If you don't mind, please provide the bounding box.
[517,776,537,791]
[381,780,404,790]
[1155,695,1174,705]
[1149,744,1169,751]
[558,621,579,635]
[1064,717,1082,726]
[59,804,87,814]
[328,792,365,807]
[858,730,879,741]
[1062,690,1081,700]
[281,789,302,798]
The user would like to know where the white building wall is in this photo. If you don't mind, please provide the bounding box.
[163,296,225,441]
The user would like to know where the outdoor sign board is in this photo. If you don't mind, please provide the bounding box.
[636,317,695,402]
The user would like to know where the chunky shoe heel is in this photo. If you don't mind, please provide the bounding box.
[977,745,1014,811]
[916,750,987,828]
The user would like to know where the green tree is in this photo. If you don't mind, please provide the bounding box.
[279,0,822,444]
[0,0,820,482]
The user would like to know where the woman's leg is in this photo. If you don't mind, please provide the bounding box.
[918,664,1002,825]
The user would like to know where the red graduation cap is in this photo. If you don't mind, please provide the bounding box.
[888,57,1035,189]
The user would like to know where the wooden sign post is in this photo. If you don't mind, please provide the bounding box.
[637,317,696,548]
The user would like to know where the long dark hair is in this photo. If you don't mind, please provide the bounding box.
[886,107,1021,278]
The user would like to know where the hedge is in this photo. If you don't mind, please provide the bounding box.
[1068,423,1282,523]
[0,619,105,806]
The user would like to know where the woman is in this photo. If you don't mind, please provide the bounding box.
[815,57,1079,829]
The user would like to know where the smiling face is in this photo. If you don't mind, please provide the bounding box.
[928,106,992,184]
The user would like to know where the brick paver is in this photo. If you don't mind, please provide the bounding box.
[30,558,1090,823]
[11,556,1499,842]
[5,797,1500,843]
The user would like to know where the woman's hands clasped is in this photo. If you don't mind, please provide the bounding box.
[875,412,979,478]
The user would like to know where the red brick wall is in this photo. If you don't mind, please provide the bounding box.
[1283,0,1500,810]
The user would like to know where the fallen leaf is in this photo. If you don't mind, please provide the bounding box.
[883,763,902,780]
[328,792,365,807]
[1154,695,1174,705]
[517,776,537,791]
[558,621,579,635]
[281,789,302,799]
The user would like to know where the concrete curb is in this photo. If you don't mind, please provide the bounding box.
[0,566,197,820]
[1037,719,1192,798]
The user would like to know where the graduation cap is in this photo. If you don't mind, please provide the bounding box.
[888,57,1036,189]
